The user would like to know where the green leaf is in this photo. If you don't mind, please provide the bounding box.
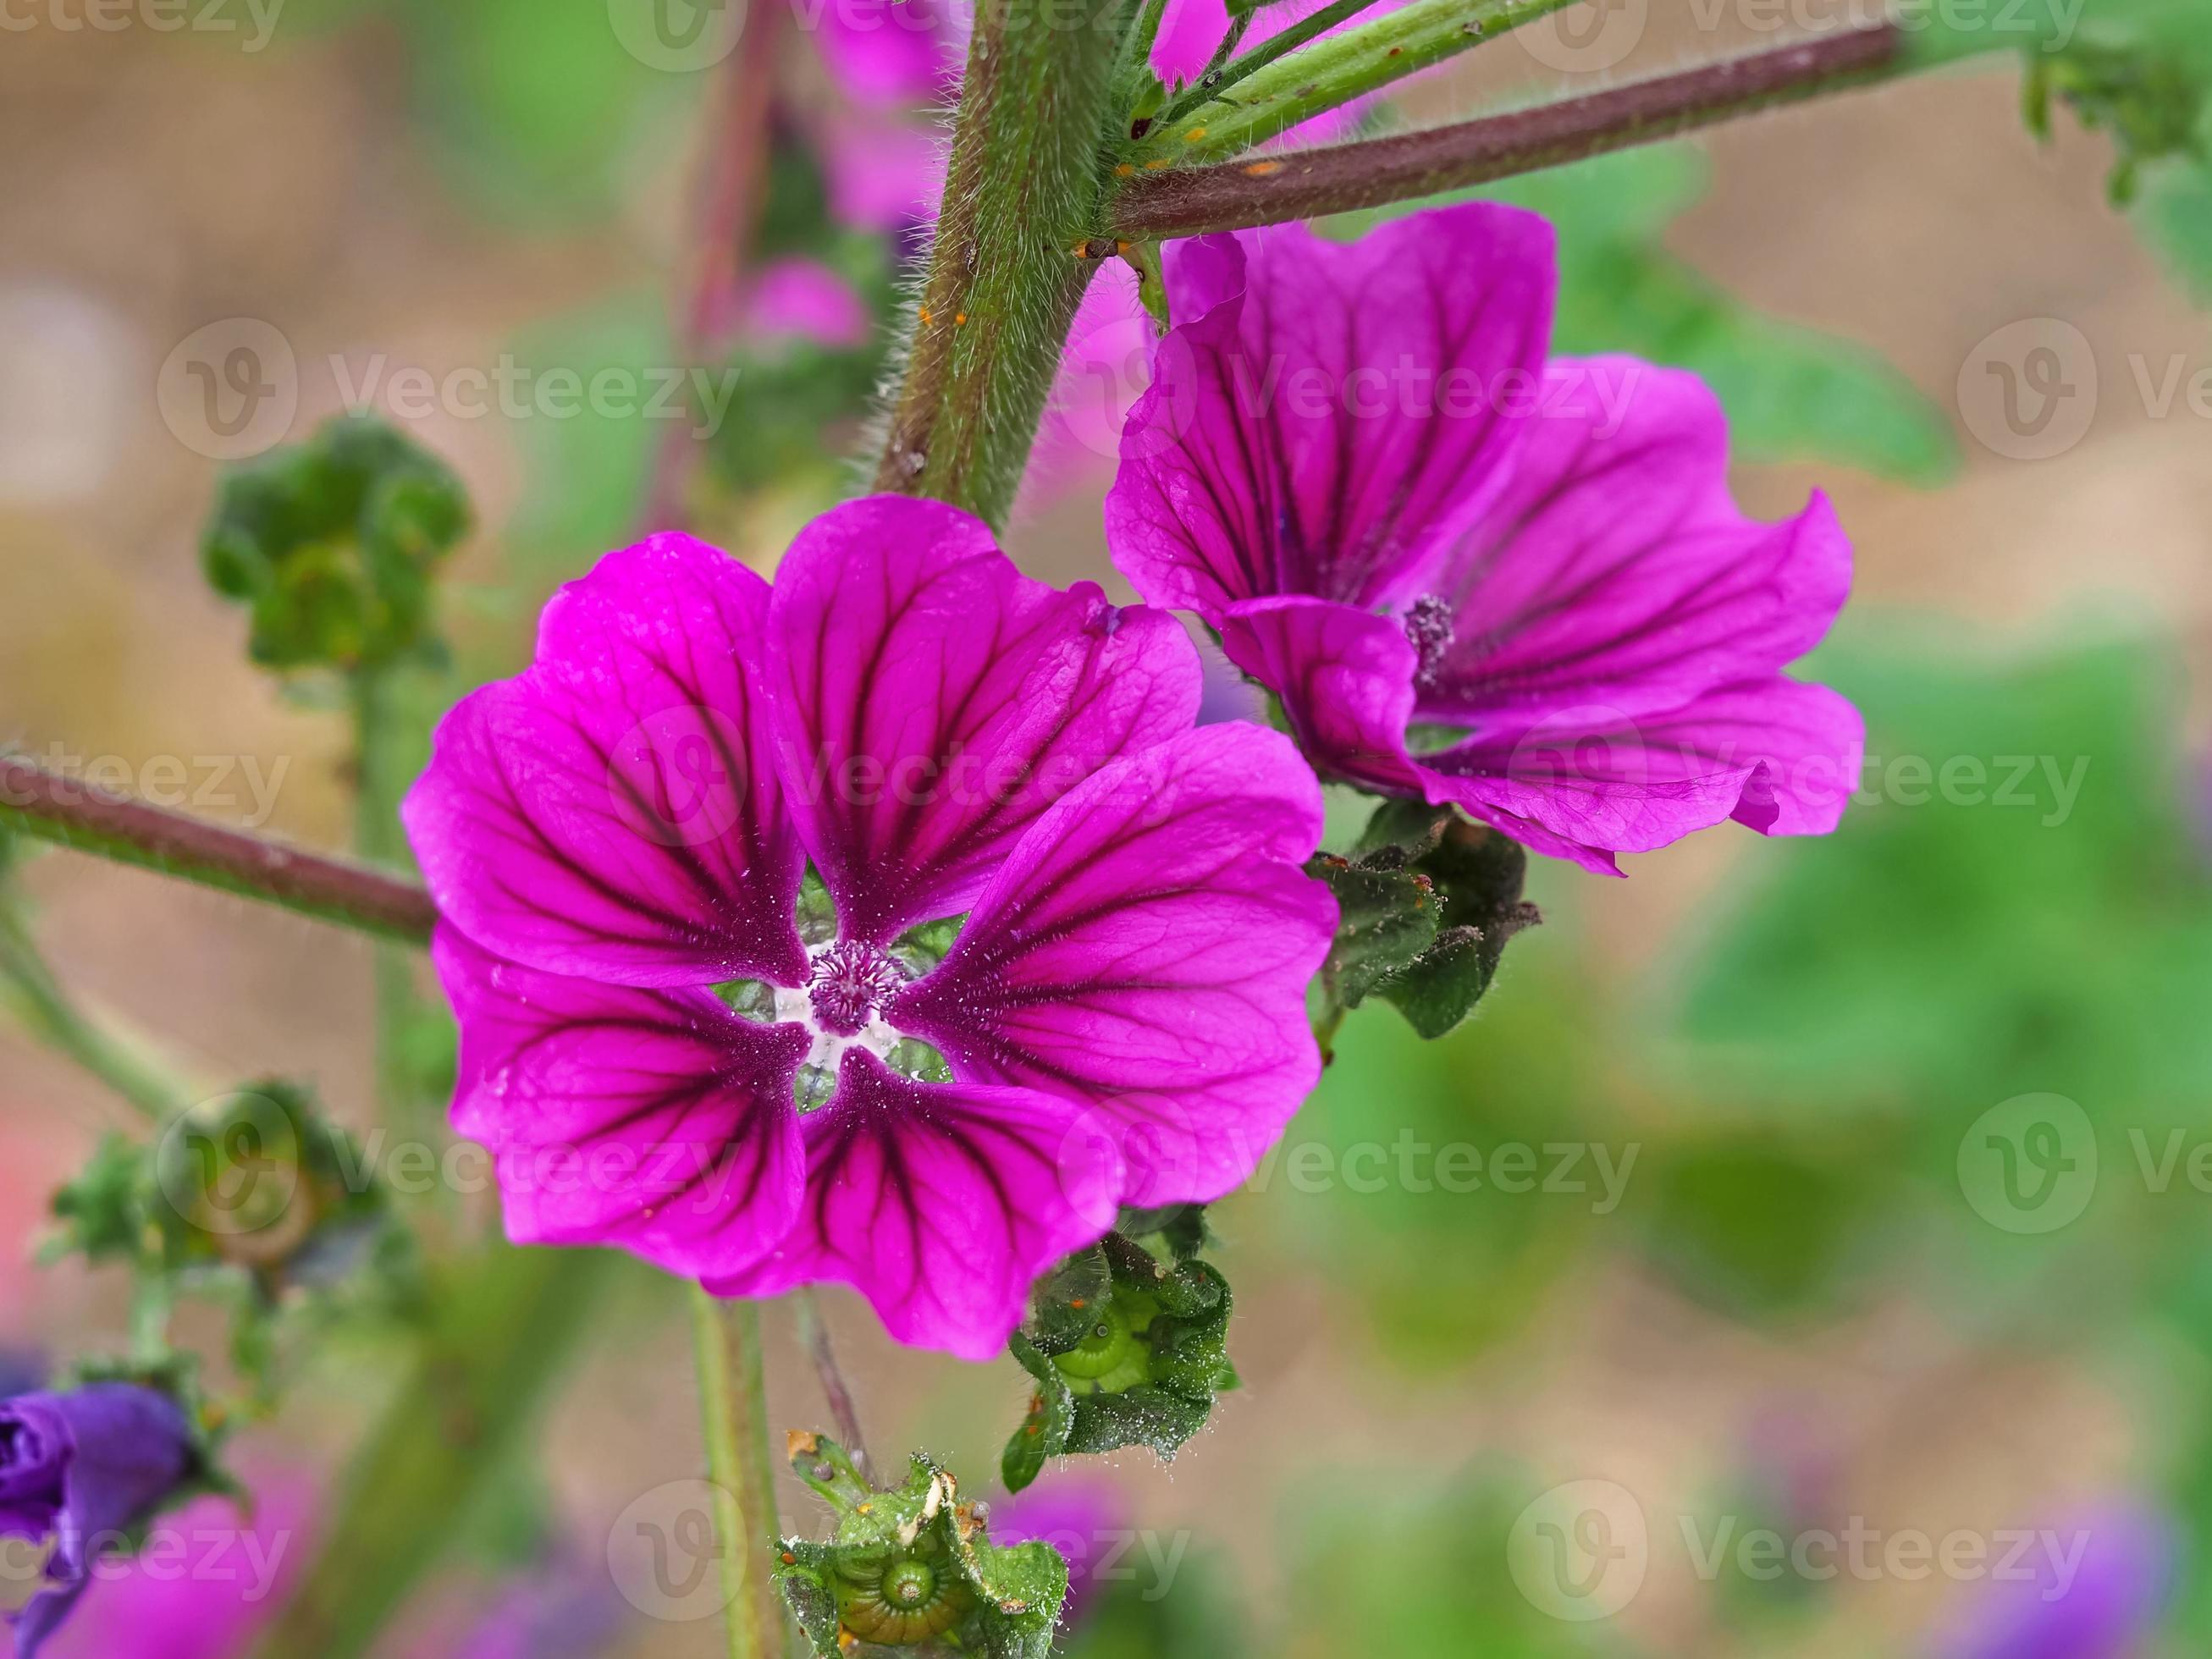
[1677,629,2212,1126]
[1001,1233,1236,1491]
[2138,163,2212,300]
[780,1435,1067,1657]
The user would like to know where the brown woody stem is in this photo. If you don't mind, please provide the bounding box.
[1108,23,1906,238]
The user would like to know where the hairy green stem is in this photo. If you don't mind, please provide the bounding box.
[0,899,185,1121]
[1153,0,1383,130]
[0,755,435,944]
[352,669,433,1131]
[1111,21,1910,236]
[692,1287,784,1659]
[1127,0,1581,166]
[873,0,1130,525]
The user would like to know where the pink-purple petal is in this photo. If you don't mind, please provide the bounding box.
[1219,594,1428,795]
[403,535,808,989]
[434,928,808,1282]
[890,724,1335,1208]
[1417,675,1867,869]
[1106,205,1555,620]
[764,494,1201,942]
[1422,357,1853,725]
[705,1050,1123,1362]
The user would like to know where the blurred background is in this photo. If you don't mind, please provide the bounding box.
[3,0,2210,1654]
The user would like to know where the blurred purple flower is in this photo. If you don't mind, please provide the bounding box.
[1105,203,1864,874]
[996,1477,1131,1636]
[406,1560,626,1659]
[403,497,1332,1359]
[1938,1504,2171,1659]
[0,1385,196,1659]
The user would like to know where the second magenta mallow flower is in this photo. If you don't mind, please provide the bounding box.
[402,496,1333,1361]
[1104,202,1866,874]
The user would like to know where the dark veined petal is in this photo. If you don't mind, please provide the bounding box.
[1418,676,1869,874]
[1106,204,1554,620]
[707,1050,1123,1363]
[764,494,1200,943]
[1219,593,1431,796]
[433,927,808,1282]
[1422,356,1854,727]
[890,724,1335,1209]
[403,533,808,990]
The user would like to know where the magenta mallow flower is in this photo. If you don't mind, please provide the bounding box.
[0,1384,196,1659]
[402,495,1333,1360]
[1104,204,1865,874]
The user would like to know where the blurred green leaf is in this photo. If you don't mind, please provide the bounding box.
[1676,631,2212,1126]
[1329,146,1959,483]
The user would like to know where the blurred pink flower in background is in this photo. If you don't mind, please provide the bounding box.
[741,257,874,350]
[1936,1503,2171,1659]
[41,1469,311,1659]
[995,1476,1132,1636]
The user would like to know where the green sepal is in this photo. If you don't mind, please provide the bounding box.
[1304,855,1440,1006]
[1001,1231,1236,1491]
[779,1434,1067,1657]
[201,414,471,674]
[1116,1201,1210,1261]
[1342,801,1541,1039]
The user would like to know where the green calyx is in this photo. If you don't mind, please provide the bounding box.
[201,414,469,675]
[46,1078,412,1402]
[1310,800,1542,1044]
[777,1433,1068,1657]
[1001,1217,1237,1492]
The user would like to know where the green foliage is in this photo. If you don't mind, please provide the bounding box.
[1293,939,1619,1368]
[1279,1462,1634,1656]
[780,1435,1068,1657]
[1058,1549,1250,1659]
[1002,1232,1236,1492]
[2027,36,2210,201]
[1328,146,1959,483]
[202,415,470,674]
[46,1080,414,1398]
[1677,631,2212,1120]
